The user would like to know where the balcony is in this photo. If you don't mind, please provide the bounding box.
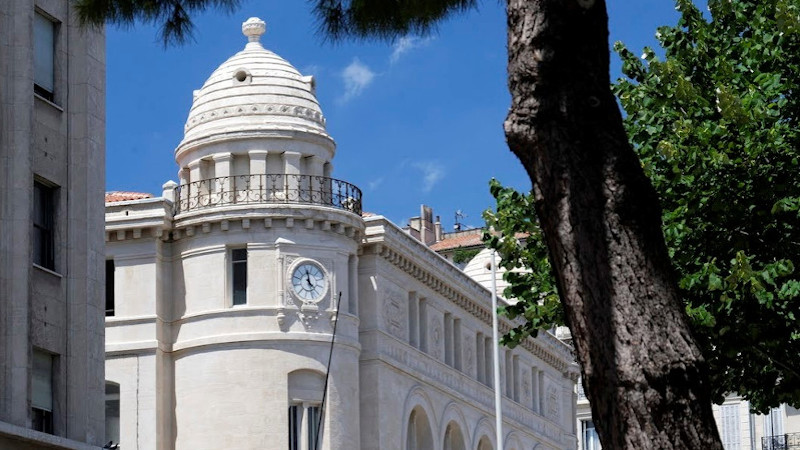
[763,432,800,450]
[175,174,362,215]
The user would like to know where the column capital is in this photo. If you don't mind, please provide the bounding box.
[212,152,233,162]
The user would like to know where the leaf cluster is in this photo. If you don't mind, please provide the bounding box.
[75,0,241,45]
[482,179,563,347]
[487,0,800,412]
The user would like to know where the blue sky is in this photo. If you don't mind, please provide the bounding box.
[106,0,682,230]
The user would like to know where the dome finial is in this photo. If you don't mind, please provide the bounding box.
[242,17,266,45]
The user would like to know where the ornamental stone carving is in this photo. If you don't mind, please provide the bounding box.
[431,319,443,360]
[383,295,405,339]
[546,383,560,421]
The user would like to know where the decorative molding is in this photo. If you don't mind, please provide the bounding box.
[367,239,571,373]
[375,333,569,446]
[185,103,326,132]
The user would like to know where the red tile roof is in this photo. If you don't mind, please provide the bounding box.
[429,231,485,251]
[105,191,154,203]
[361,211,378,218]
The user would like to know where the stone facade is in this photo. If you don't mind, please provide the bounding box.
[0,0,106,448]
[104,18,577,450]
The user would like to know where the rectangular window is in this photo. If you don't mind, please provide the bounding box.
[583,421,602,450]
[33,180,56,270]
[532,367,540,413]
[307,405,321,450]
[512,355,520,402]
[484,336,493,388]
[720,404,740,449]
[453,318,461,371]
[105,382,120,444]
[476,333,485,383]
[231,248,247,305]
[418,298,427,353]
[32,349,54,434]
[106,260,115,316]
[504,351,512,398]
[408,292,418,348]
[289,405,300,450]
[289,403,321,450]
[34,11,56,101]
[444,313,453,366]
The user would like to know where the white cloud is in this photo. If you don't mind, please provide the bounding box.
[413,161,445,193]
[390,36,432,64]
[300,64,322,77]
[339,58,375,103]
[367,177,384,191]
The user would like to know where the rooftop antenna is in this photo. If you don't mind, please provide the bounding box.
[454,210,466,231]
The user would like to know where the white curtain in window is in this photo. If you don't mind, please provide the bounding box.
[764,406,785,438]
[584,421,601,450]
[720,404,741,450]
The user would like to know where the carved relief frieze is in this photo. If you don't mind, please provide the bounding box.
[546,383,560,422]
[185,103,326,132]
[382,294,405,340]
[464,334,474,376]
[430,319,443,360]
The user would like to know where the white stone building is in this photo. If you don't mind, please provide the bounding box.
[0,0,106,448]
[103,18,578,450]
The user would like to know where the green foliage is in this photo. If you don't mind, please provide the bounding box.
[487,0,800,412]
[74,0,477,45]
[482,180,563,347]
[452,248,481,265]
[75,0,242,45]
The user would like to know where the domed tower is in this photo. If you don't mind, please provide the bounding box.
[166,18,362,449]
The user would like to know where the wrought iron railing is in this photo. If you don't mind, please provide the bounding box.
[175,174,362,215]
[763,432,800,450]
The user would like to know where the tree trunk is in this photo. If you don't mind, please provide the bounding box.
[503,0,724,448]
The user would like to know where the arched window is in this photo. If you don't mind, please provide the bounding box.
[477,435,493,450]
[443,422,467,450]
[288,370,325,450]
[406,407,434,450]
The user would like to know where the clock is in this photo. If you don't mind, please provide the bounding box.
[291,262,327,301]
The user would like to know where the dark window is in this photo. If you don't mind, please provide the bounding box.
[307,405,320,450]
[105,382,120,444]
[232,248,247,305]
[33,11,56,101]
[32,350,54,434]
[288,405,299,450]
[106,260,115,316]
[33,180,55,270]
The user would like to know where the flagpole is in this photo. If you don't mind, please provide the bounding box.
[490,250,503,449]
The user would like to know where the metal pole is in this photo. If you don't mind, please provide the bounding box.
[490,250,503,449]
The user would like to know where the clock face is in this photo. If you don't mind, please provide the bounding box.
[291,262,327,301]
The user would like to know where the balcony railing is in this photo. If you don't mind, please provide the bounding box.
[763,432,800,450]
[175,174,362,215]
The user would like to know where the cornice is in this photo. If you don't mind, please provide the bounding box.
[362,216,574,373]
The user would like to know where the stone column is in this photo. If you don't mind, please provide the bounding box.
[187,160,203,207]
[212,153,232,205]
[249,150,268,201]
[177,167,189,210]
[308,155,324,204]
[283,151,302,202]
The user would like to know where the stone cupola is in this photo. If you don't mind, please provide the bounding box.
[172,18,360,217]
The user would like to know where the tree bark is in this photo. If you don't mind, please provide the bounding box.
[503,0,724,448]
